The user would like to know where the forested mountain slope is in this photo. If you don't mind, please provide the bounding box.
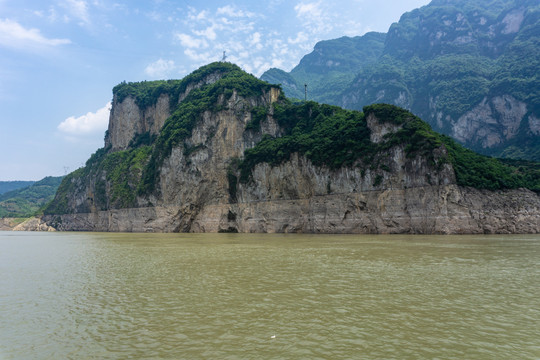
[261,0,540,160]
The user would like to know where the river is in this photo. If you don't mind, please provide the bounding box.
[0,232,539,359]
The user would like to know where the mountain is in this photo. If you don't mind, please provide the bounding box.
[261,0,540,161]
[262,32,386,102]
[40,63,540,234]
[0,176,63,218]
[0,181,35,195]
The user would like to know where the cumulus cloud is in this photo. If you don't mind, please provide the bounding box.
[184,48,213,62]
[145,58,176,78]
[61,0,90,25]
[187,7,209,21]
[171,2,358,76]
[58,102,111,135]
[295,1,322,19]
[0,19,71,50]
[288,31,308,44]
[175,33,208,48]
[217,5,256,18]
[193,25,218,40]
[294,1,332,33]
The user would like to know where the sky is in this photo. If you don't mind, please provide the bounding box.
[0,0,431,181]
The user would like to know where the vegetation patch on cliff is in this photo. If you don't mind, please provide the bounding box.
[43,146,152,215]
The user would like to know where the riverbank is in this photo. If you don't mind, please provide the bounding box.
[0,217,56,231]
[0,218,24,231]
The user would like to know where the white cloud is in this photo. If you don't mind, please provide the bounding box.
[193,24,219,40]
[58,102,111,135]
[184,48,213,62]
[145,58,176,78]
[294,1,332,34]
[0,19,71,51]
[61,0,90,25]
[249,32,261,46]
[288,31,308,44]
[187,7,209,21]
[175,33,208,48]
[295,1,322,19]
[217,5,255,18]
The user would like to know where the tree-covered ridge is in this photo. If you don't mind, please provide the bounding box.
[345,0,540,158]
[0,176,63,218]
[44,145,152,215]
[112,62,255,110]
[239,103,540,192]
[238,101,370,182]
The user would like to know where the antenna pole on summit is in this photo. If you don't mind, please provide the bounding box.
[304,84,307,101]
[222,51,227,62]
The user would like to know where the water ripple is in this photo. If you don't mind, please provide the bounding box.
[0,232,539,359]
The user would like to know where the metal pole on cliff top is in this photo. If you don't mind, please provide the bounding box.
[304,84,307,101]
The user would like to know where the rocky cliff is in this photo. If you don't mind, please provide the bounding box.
[42,63,540,234]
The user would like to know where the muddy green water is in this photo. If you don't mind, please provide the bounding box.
[0,232,539,359]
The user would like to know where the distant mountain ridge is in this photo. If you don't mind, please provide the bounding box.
[0,181,35,195]
[0,176,63,218]
[261,0,540,160]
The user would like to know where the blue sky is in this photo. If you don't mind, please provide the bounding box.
[0,0,430,180]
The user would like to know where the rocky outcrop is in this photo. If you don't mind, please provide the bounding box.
[0,218,18,230]
[12,217,56,232]
[449,95,528,148]
[42,77,540,234]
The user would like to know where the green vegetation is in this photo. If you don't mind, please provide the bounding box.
[442,136,540,191]
[113,62,250,110]
[43,145,152,215]
[0,176,63,218]
[246,106,268,131]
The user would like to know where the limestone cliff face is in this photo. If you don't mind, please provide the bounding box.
[430,94,530,149]
[105,71,226,151]
[152,87,283,223]
[105,94,170,151]
[42,73,540,233]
